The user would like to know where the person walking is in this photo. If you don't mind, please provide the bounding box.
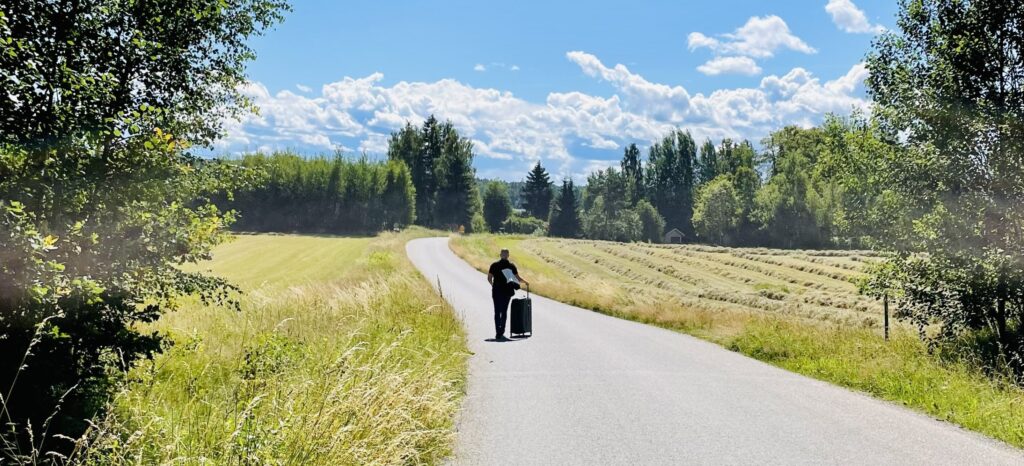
[488,248,529,340]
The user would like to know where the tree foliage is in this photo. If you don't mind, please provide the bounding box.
[0,0,289,454]
[693,176,742,244]
[227,153,415,234]
[387,116,479,231]
[621,143,644,205]
[646,131,697,235]
[548,179,582,238]
[582,168,642,242]
[504,213,546,235]
[522,162,554,221]
[864,0,1024,365]
[635,200,666,243]
[482,182,513,232]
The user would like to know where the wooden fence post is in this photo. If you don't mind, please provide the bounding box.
[883,293,889,342]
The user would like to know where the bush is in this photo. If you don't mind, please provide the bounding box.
[504,214,546,235]
[636,200,665,243]
[482,182,513,232]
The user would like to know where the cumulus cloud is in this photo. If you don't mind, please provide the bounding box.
[688,15,816,58]
[216,53,868,180]
[826,0,885,34]
[473,64,486,72]
[697,56,763,76]
[296,84,312,93]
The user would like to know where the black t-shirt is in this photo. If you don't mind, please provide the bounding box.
[488,259,519,295]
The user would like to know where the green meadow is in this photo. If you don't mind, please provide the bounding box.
[77,230,468,465]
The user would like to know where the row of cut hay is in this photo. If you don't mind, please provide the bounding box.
[642,246,857,293]
[527,238,884,328]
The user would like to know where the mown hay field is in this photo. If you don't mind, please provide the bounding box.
[451,235,1024,449]
[78,229,468,465]
[453,236,886,336]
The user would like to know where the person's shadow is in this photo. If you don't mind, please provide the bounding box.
[484,335,531,343]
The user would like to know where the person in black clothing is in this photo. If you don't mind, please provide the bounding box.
[487,248,529,340]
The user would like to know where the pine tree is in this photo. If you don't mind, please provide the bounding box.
[548,179,581,238]
[621,143,644,205]
[522,161,554,220]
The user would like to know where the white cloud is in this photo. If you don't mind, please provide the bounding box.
[697,56,763,76]
[687,32,720,51]
[826,0,886,34]
[216,52,868,180]
[475,63,521,72]
[688,15,816,58]
[566,51,691,122]
[296,84,312,93]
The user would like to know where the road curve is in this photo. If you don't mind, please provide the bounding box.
[406,237,1023,465]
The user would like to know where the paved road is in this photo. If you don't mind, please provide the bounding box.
[406,237,1024,465]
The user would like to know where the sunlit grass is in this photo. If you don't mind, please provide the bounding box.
[451,234,1024,449]
[75,228,468,465]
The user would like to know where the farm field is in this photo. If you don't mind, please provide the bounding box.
[451,235,1024,449]
[452,236,886,336]
[78,230,468,465]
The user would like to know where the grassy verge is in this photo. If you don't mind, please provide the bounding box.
[451,234,1024,449]
[76,228,468,465]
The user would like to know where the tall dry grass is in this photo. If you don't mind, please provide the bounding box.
[57,230,467,465]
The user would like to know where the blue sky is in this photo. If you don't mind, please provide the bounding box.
[219,0,898,181]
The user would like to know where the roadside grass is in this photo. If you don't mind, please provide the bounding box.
[451,234,1024,449]
[73,228,468,465]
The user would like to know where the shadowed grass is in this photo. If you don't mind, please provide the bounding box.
[71,228,468,465]
[451,234,1024,449]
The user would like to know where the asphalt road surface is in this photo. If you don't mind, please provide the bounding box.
[406,237,1024,465]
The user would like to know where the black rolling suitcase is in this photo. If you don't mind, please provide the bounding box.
[510,284,532,337]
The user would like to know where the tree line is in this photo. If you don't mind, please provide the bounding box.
[474,0,1024,376]
[225,153,415,234]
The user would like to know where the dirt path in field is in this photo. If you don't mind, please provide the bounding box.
[407,237,1023,465]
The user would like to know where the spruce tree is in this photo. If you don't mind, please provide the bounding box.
[548,179,581,238]
[522,161,554,220]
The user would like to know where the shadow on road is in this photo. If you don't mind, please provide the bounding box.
[484,336,531,343]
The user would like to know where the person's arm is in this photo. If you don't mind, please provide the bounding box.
[487,272,494,286]
[515,274,529,286]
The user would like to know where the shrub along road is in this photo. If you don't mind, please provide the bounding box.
[407,237,1023,465]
